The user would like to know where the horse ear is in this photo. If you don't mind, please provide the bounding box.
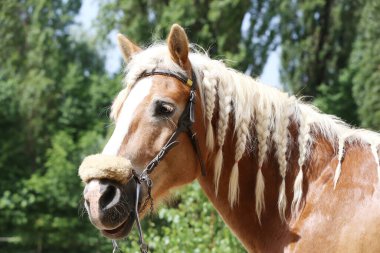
[117,33,141,62]
[167,24,191,72]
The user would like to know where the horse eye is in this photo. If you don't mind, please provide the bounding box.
[154,101,175,117]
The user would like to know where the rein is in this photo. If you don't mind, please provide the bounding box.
[113,68,206,253]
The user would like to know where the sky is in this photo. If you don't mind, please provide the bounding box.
[75,0,282,88]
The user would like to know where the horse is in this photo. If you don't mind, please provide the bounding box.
[78,24,380,252]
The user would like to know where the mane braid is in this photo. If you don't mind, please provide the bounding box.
[229,109,250,206]
[255,97,271,221]
[118,44,380,222]
[214,74,232,195]
[273,95,293,221]
[291,101,312,217]
[202,70,217,150]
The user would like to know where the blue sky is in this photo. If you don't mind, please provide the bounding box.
[75,0,282,88]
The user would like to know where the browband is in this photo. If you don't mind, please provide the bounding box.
[138,70,193,87]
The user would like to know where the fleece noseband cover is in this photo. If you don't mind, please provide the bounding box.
[78,154,133,184]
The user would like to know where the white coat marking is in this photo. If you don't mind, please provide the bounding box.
[102,79,152,155]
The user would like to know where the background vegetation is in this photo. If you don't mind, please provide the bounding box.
[0,0,379,252]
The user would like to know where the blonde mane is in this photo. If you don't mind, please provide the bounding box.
[114,44,380,221]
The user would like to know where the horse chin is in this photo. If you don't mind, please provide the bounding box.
[101,211,136,239]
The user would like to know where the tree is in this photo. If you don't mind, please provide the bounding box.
[278,0,362,102]
[350,0,380,130]
[0,1,119,252]
[97,0,278,76]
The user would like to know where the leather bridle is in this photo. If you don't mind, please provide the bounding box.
[112,68,206,253]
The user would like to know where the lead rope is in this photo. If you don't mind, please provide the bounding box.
[112,240,123,253]
[135,182,149,253]
[111,179,152,253]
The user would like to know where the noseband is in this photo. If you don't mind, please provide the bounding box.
[113,68,206,253]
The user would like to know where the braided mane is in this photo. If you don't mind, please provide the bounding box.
[115,44,380,221]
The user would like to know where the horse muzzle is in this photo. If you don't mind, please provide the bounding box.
[79,154,140,239]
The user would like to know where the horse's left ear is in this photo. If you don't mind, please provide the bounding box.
[167,24,191,72]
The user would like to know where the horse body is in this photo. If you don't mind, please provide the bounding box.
[79,24,380,252]
[197,124,380,252]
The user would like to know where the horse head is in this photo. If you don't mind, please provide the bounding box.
[79,24,206,240]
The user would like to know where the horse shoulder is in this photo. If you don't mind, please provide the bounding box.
[288,144,380,253]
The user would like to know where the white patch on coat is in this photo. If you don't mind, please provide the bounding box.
[102,78,152,155]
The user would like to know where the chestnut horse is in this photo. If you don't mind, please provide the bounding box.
[79,24,380,252]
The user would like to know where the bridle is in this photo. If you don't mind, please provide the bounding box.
[112,67,206,253]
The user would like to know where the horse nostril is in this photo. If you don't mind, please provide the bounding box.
[99,184,120,210]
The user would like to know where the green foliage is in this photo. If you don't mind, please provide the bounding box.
[350,0,380,130]
[277,0,380,129]
[314,70,359,127]
[1,0,379,252]
[73,180,245,253]
[312,0,380,129]
[97,0,278,76]
[0,0,118,252]
[117,183,244,253]
[278,0,362,97]
[1,132,110,252]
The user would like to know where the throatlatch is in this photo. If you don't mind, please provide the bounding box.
[112,67,206,253]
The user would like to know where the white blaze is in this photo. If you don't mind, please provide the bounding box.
[102,79,153,155]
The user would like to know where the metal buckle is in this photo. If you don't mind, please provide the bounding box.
[186,79,193,87]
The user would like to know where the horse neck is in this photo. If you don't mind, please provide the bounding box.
[196,117,336,252]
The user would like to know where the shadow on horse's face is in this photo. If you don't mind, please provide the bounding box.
[82,74,200,239]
